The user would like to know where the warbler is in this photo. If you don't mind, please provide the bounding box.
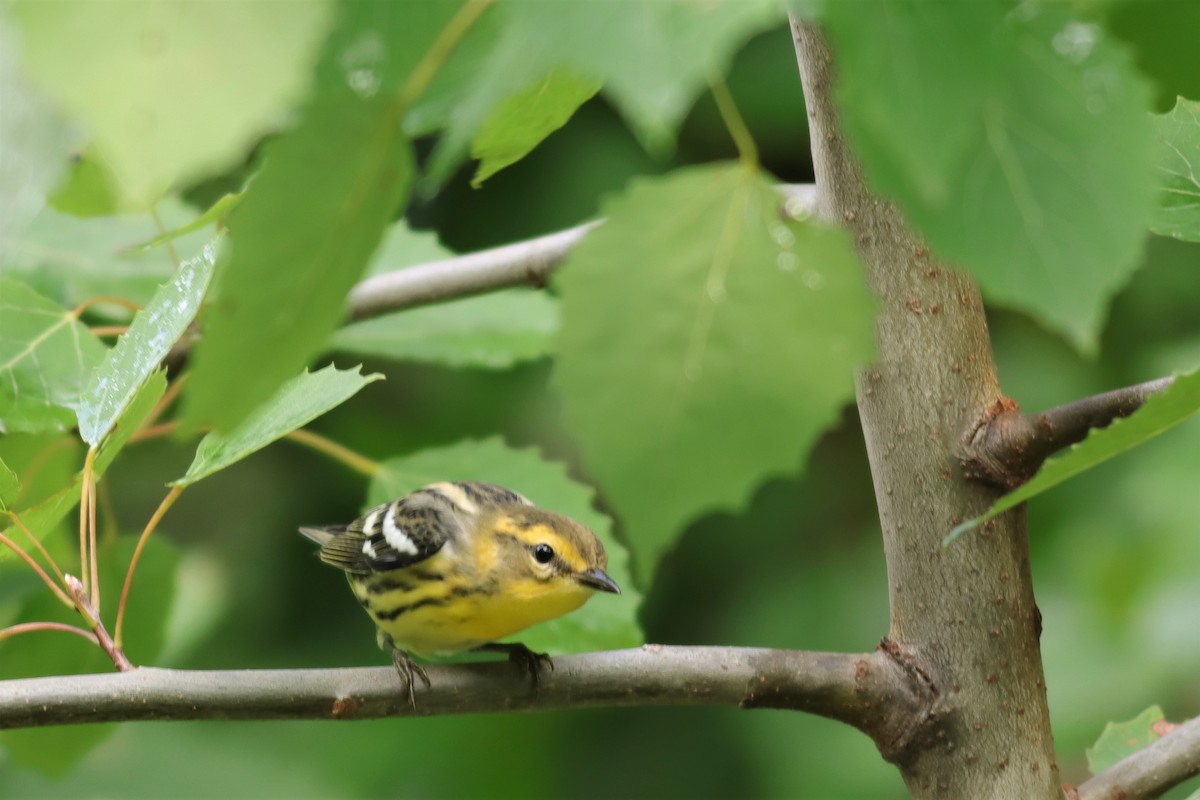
[300,480,620,706]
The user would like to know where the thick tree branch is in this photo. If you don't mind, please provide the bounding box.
[0,646,930,754]
[961,377,1175,488]
[345,185,817,322]
[1076,715,1200,800]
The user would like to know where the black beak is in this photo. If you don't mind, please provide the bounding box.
[576,567,621,594]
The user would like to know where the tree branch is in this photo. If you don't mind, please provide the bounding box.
[961,377,1175,488]
[0,645,930,755]
[345,185,817,322]
[1075,715,1200,800]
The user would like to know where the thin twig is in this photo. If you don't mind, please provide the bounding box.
[6,511,67,587]
[961,376,1176,488]
[285,429,380,477]
[0,646,930,752]
[1076,714,1200,800]
[64,575,131,672]
[0,531,74,609]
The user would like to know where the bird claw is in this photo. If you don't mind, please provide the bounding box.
[390,648,431,710]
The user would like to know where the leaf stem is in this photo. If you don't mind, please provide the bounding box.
[0,621,99,646]
[0,531,75,609]
[70,295,142,319]
[710,75,758,167]
[89,325,129,338]
[400,0,494,107]
[129,421,181,443]
[285,428,380,477]
[78,447,96,599]
[115,484,184,649]
[149,204,183,270]
[6,511,67,587]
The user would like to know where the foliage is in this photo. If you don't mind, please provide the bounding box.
[1,0,1200,797]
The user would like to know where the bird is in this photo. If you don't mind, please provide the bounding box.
[300,480,620,707]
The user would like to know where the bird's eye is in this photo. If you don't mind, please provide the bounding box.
[533,543,554,564]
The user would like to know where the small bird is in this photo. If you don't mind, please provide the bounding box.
[300,480,620,706]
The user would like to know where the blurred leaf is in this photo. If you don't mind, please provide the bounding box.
[77,245,215,446]
[823,0,1155,352]
[947,368,1200,543]
[0,456,19,512]
[361,220,452,278]
[0,279,106,433]
[10,0,332,205]
[554,163,874,584]
[181,91,412,433]
[177,364,383,486]
[471,70,601,187]
[0,20,73,259]
[131,193,242,251]
[48,151,125,218]
[1151,98,1200,241]
[1,197,214,310]
[427,0,782,182]
[1106,0,1200,112]
[370,437,643,653]
[1086,705,1165,774]
[92,369,167,477]
[332,290,558,368]
[0,534,178,774]
[0,483,79,567]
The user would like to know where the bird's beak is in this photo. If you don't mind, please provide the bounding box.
[576,567,621,594]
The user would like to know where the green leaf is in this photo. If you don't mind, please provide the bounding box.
[427,0,782,181]
[48,150,126,218]
[0,456,19,512]
[370,437,642,653]
[1151,98,1200,241]
[361,220,453,278]
[1106,0,1200,113]
[1086,705,1166,774]
[824,1,1156,353]
[0,279,106,433]
[0,483,79,567]
[0,21,73,249]
[177,364,383,486]
[332,290,558,368]
[77,246,216,446]
[130,193,242,251]
[471,70,601,187]
[0,535,178,775]
[93,369,167,477]
[181,91,412,433]
[554,164,874,585]
[947,369,1200,544]
[1,197,216,310]
[10,0,332,206]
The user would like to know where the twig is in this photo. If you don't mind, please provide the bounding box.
[64,575,131,672]
[961,377,1175,488]
[0,646,929,751]
[1076,714,1200,800]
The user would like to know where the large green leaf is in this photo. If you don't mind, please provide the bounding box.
[177,364,382,486]
[180,90,412,433]
[554,163,874,585]
[1,197,215,310]
[0,535,178,775]
[1151,98,1200,241]
[823,0,1156,353]
[470,70,601,187]
[370,437,642,654]
[947,368,1200,543]
[0,279,106,433]
[1086,705,1166,774]
[427,0,782,181]
[77,246,215,446]
[10,0,331,206]
[332,289,558,368]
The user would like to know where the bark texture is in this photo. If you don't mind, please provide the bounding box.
[792,21,1061,798]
